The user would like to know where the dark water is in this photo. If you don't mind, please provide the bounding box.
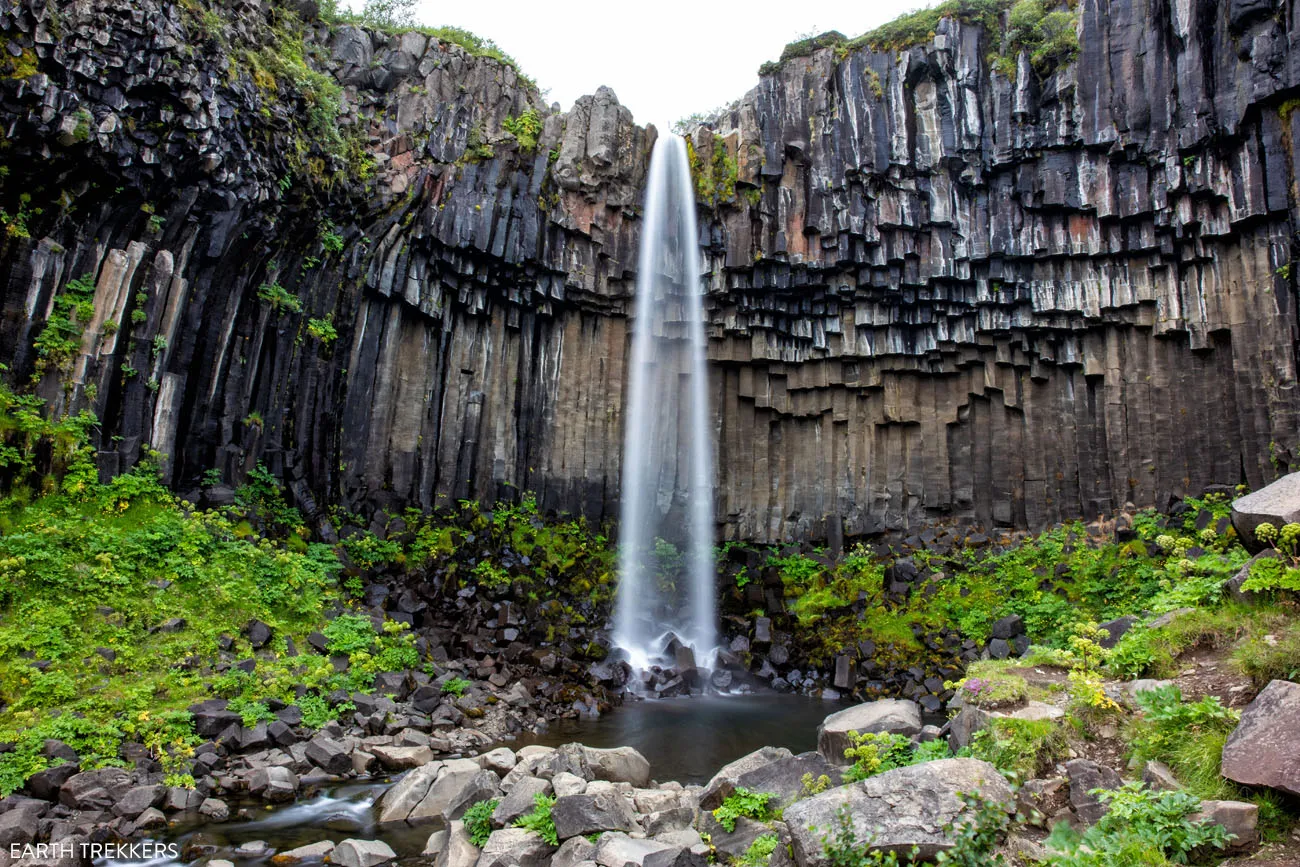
[511,693,835,784]
[99,694,834,866]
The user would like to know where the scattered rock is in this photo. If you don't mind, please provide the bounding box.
[1063,759,1122,825]
[477,828,556,867]
[1232,473,1300,552]
[551,790,637,839]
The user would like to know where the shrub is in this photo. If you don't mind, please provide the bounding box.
[464,798,499,846]
[306,316,338,344]
[503,110,543,152]
[322,613,377,656]
[842,731,953,782]
[713,787,776,832]
[340,531,402,569]
[256,281,302,314]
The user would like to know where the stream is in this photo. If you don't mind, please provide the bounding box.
[99,694,834,866]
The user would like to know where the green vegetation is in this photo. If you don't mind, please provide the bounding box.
[307,315,339,344]
[758,0,1078,82]
[713,787,777,832]
[817,793,1009,867]
[947,661,1028,709]
[464,798,499,846]
[738,834,780,867]
[257,280,303,314]
[841,730,953,782]
[441,676,472,697]
[503,109,543,152]
[1045,783,1233,866]
[968,717,1067,781]
[31,273,96,379]
[686,135,739,206]
[514,792,558,845]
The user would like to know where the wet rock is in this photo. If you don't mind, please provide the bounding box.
[199,797,230,821]
[817,699,922,764]
[372,744,434,770]
[784,759,1014,862]
[425,820,479,867]
[378,758,500,823]
[1221,679,1300,795]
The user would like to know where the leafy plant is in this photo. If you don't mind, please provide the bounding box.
[713,787,776,832]
[967,718,1066,781]
[816,805,912,867]
[441,677,472,697]
[1045,783,1232,865]
[464,798,499,846]
[514,792,558,845]
[322,613,377,656]
[933,792,1010,866]
[306,316,338,344]
[503,110,543,152]
[257,281,303,314]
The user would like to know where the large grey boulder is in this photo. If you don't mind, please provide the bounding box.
[581,746,652,787]
[372,744,434,770]
[783,759,1014,863]
[59,767,131,809]
[377,758,500,823]
[699,747,841,810]
[331,839,397,867]
[552,790,638,839]
[1221,680,1300,795]
[553,836,599,867]
[816,699,922,764]
[477,828,556,867]
[1232,474,1300,552]
[1064,759,1122,825]
[492,775,553,826]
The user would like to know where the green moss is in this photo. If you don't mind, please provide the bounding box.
[0,46,38,81]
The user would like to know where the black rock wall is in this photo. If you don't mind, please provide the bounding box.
[1,0,1298,542]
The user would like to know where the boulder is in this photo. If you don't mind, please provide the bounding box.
[553,836,599,867]
[372,744,434,770]
[1225,551,1281,602]
[1097,616,1138,649]
[24,763,79,801]
[199,797,230,821]
[784,759,1014,863]
[580,746,651,787]
[816,699,922,764]
[700,747,840,810]
[595,833,677,867]
[493,775,553,826]
[111,784,164,818]
[479,747,517,776]
[377,758,500,823]
[331,839,397,867]
[1232,473,1300,552]
[306,736,353,774]
[1221,679,1300,795]
[552,790,637,839]
[1189,800,1259,853]
[249,766,299,803]
[0,799,48,847]
[553,770,587,796]
[427,820,479,867]
[59,767,131,809]
[477,828,556,867]
[1064,759,1122,824]
[698,814,773,860]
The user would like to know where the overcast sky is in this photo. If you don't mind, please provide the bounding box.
[406,0,928,130]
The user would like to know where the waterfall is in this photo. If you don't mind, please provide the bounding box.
[613,135,717,677]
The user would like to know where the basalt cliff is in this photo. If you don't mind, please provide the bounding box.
[2,0,1299,543]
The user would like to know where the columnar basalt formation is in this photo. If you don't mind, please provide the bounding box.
[1,0,1298,542]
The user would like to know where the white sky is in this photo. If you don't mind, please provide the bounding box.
[407,0,929,130]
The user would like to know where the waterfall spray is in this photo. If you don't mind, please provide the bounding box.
[613,136,717,676]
